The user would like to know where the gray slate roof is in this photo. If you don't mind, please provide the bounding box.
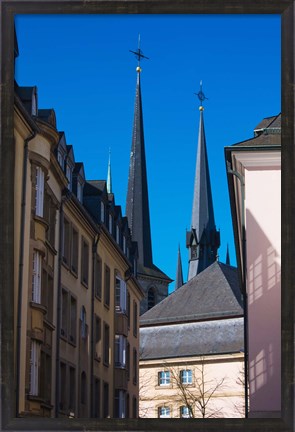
[233,113,281,148]
[140,317,244,360]
[140,261,243,326]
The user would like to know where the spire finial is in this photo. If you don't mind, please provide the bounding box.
[194,80,208,110]
[129,34,149,73]
[107,147,112,194]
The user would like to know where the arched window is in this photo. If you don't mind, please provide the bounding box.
[147,288,156,310]
[80,306,87,339]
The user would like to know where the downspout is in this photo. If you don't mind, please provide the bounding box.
[90,233,99,417]
[226,161,249,418]
[55,189,70,417]
[16,130,36,417]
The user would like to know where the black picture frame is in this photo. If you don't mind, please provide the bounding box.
[0,1,294,431]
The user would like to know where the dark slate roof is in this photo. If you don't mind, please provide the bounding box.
[140,261,243,326]
[254,114,281,132]
[38,109,57,128]
[233,113,281,148]
[175,246,184,289]
[138,262,172,282]
[126,72,153,268]
[140,317,244,360]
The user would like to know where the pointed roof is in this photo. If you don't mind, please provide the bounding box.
[175,245,184,290]
[191,108,215,241]
[107,149,112,194]
[126,69,153,268]
[140,261,243,326]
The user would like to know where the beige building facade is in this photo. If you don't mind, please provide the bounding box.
[14,75,143,418]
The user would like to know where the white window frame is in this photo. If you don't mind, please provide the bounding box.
[32,250,42,303]
[35,166,44,217]
[77,180,83,202]
[29,340,40,396]
[158,371,170,386]
[180,405,192,418]
[115,276,127,313]
[115,335,127,368]
[180,369,193,385]
[158,406,170,418]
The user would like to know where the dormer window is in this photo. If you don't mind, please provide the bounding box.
[77,180,83,203]
[101,202,105,223]
[123,236,127,254]
[66,163,72,191]
[35,166,44,218]
[109,214,113,235]
[116,225,120,244]
[31,91,37,116]
[57,151,64,170]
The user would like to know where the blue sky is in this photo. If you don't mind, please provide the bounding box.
[15,14,280,292]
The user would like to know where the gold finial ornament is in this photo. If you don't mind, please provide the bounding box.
[199,106,204,111]
[136,66,142,73]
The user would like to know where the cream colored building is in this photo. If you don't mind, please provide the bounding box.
[14,73,143,418]
[139,262,245,418]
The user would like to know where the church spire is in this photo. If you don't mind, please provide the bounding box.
[126,38,153,267]
[187,82,220,280]
[107,148,112,194]
[175,245,184,290]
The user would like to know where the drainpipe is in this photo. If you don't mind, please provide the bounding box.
[16,130,36,417]
[226,161,249,418]
[90,233,99,417]
[55,189,70,417]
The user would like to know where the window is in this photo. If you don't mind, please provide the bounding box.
[109,214,113,234]
[41,269,53,322]
[104,265,110,307]
[180,369,193,385]
[103,382,109,418]
[94,378,100,418]
[71,227,78,275]
[69,296,77,344]
[180,405,193,418]
[101,201,105,223]
[132,397,137,418]
[61,289,68,337]
[60,362,67,411]
[77,180,83,203]
[66,163,72,191]
[95,256,102,299]
[116,224,120,243]
[133,301,138,337]
[44,192,56,247]
[133,349,137,384]
[69,366,76,414]
[127,291,130,328]
[40,350,51,403]
[35,166,44,217]
[115,276,127,313]
[126,393,130,418]
[81,238,89,286]
[62,217,71,266]
[103,323,110,366]
[126,343,130,381]
[148,288,156,310]
[94,315,101,360]
[80,371,87,405]
[29,340,40,396]
[114,390,126,418]
[57,150,64,170]
[158,371,170,386]
[32,250,42,304]
[123,236,127,254]
[115,335,127,368]
[80,306,87,340]
[158,406,171,418]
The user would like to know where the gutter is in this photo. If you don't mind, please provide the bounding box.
[226,159,249,418]
[16,129,36,417]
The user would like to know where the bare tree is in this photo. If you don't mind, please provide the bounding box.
[168,358,227,418]
[233,365,246,417]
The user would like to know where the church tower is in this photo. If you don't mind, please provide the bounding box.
[186,83,220,280]
[126,38,171,314]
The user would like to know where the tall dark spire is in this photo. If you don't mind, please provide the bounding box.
[107,148,112,194]
[187,82,220,280]
[126,40,153,267]
[226,244,231,265]
[175,245,184,290]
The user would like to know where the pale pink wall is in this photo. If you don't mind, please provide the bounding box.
[245,167,281,414]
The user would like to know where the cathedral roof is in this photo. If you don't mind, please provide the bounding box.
[232,113,281,148]
[140,317,244,360]
[140,261,243,326]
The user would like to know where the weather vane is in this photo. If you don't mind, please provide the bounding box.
[129,34,149,72]
[194,80,208,109]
